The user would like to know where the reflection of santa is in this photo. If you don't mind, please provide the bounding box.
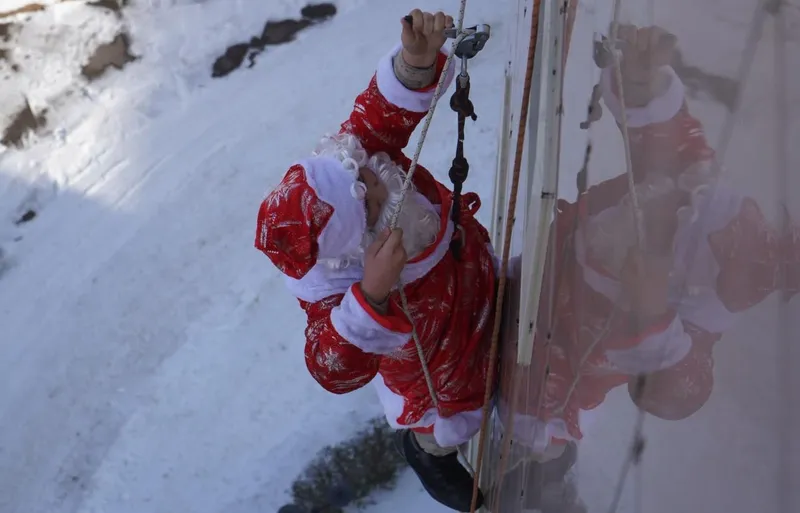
[509,25,800,456]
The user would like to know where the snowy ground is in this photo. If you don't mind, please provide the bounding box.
[0,1,508,512]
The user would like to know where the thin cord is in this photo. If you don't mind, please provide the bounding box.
[384,0,472,466]
[607,0,647,252]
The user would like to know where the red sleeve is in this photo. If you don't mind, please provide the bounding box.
[302,294,380,395]
[339,49,451,158]
[709,197,784,312]
[300,284,413,395]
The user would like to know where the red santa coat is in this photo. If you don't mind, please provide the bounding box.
[503,64,798,452]
[256,44,497,448]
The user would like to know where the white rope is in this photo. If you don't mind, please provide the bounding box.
[388,0,469,230]
[607,1,647,252]
[386,0,469,418]
[385,2,480,479]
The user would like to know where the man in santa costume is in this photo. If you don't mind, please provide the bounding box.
[502,23,799,474]
[254,9,496,511]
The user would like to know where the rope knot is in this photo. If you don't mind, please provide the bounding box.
[450,78,478,121]
[449,156,470,184]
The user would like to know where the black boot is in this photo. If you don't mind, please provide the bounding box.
[394,429,484,511]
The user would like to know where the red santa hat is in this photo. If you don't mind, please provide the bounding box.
[255,155,368,280]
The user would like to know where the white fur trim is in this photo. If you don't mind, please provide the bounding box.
[283,264,360,303]
[494,402,576,454]
[376,43,457,113]
[329,285,411,354]
[600,66,686,128]
[373,374,484,447]
[604,313,693,374]
[574,231,693,373]
[298,157,367,262]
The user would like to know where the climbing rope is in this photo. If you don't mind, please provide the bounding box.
[387,0,468,231]
[385,0,468,438]
[608,1,647,253]
[384,3,503,498]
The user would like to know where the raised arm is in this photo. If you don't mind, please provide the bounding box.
[340,10,456,158]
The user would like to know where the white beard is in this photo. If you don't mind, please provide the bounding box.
[363,151,441,259]
[584,173,676,276]
[313,133,441,270]
[584,162,719,276]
